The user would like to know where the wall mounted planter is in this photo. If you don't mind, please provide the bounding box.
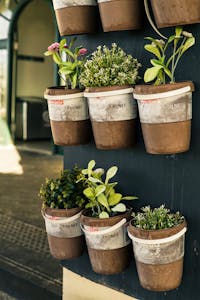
[84,86,137,149]
[134,82,194,154]
[42,207,85,260]
[44,87,92,146]
[128,220,187,291]
[98,0,144,32]
[149,0,200,28]
[80,209,132,275]
[52,0,98,35]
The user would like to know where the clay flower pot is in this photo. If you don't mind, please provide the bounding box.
[52,0,98,36]
[128,220,187,291]
[133,82,194,154]
[97,0,144,32]
[149,0,200,28]
[43,207,85,260]
[44,87,92,146]
[84,86,137,149]
[80,209,132,275]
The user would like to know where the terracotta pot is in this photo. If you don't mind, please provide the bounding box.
[98,0,144,32]
[150,0,200,28]
[52,0,98,35]
[43,206,85,260]
[80,209,132,275]
[134,82,194,154]
[44,87,92,146]
[84,86,137,150]
[128,220,187,291]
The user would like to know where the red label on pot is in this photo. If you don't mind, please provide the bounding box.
[49,99,64,105]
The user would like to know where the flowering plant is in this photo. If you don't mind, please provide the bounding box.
[44,38,87,89]
[132,205,184,230]
[144,26,195,85]
[80,43,141,87]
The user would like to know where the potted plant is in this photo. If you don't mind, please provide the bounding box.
[128,205,187,291]
[80,43,141,149]
[144,0,200,28]
[97,0,144,32]
[52,0,98,36]
[39,166,87,259]
[44,38,92,146]
[79,160,138,274]
[133,27,195,154]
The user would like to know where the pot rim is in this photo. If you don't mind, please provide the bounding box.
[80,208,132,227]
[129,218,187,239]
[134,81,194,95]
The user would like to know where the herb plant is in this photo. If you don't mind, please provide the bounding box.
[80,43,141,87]
[144,26,195,85]
[132,205,184,230]
[77,160,137,218]
[39,166,87,209]
[44,38,87,89]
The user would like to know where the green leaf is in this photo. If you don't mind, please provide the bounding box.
[44,51,52,56]
[108,193,122,206]
[105,166,118,184]
[181,37,195,55]
[95,185,106,197]
[72,72,77,89]
[88,177,103,184]
[59,67,74,75]
[97,193,110,211]
[60,61,76,70]
[175,26,183,37]
[69,37,77,48]
[163,67,172,79]
[53,53,61,65]
[144,66,163,83]
[99,212,109,219]
[82,169,88,175]
[150,59,164,67]
[111,203,126,212]
[121,196,138,200]
[63,47,74,59]
[168,35,175,43]
[88,160,95,171]
[59,39,66,49]
[83,187,94,200]
[144,44,161,59]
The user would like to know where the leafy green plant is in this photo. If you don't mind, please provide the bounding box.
[44,38,87,89]
[144,26,195,85]
[77,160,137,218]
[80,43,141,87]
[39,166,87,209]
[132,205,184,230]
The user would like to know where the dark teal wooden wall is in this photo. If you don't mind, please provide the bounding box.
[62,18,200,300]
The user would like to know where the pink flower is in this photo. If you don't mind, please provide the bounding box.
[48,42,60,52]
[78,48,87,56]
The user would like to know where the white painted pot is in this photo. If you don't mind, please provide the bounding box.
[84,87,137,149]
[44,92,89,122]
[52,0,98,36]
[81,218,130,250]
[133,83,193,154]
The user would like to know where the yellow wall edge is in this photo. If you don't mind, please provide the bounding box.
[63,268,138,300]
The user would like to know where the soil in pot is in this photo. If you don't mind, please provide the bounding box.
[44,87,92,146]
[80,209,132,275]
[150,0,200,28]
[128,220,187,291]
[134,82,194,154]
[53,1,98,36]
[84,86,137,150]
[43,206,85,260]
[98,0,144,32]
